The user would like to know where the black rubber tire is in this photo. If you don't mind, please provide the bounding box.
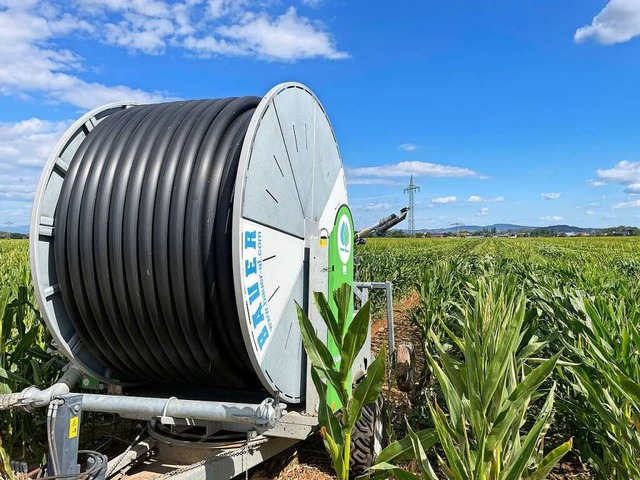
[349,395,386,478]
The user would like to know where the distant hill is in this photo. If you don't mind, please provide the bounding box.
[535,224,595,234]
[419,224,599,234]
[421,223,528,234]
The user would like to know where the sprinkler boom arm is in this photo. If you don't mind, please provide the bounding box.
[355,207,409,244]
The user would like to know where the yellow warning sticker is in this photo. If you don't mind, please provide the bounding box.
[69,416,78,439]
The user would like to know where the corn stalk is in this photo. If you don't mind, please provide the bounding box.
[297,283,386,480]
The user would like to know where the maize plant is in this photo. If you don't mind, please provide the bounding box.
[420,278,572,479]
[0,240,62,460]
[555,294,640,479]
[356,236,640,477]
[297,284,387,480]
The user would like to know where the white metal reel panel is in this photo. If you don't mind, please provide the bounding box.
[312,108,343,222]
[242,102,305,238]
[233,83,347,402]
[272,86,317,219]
[319,169,349,232]
[238,219,305,363]
[260,269,305,402]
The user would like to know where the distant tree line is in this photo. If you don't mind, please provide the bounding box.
[370,226,640,238]
[0,231,28,239]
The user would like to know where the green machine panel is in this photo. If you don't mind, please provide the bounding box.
[327,204,354,410]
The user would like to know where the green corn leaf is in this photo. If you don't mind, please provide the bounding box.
[426,349,464,435]
[333,283,353,334]
[311,368,344,449]
[375,428,438,465]
[406,420,439,480]
[524,438,573,480]
[296,303,346,405]
[347,345,386,429]
[431,333,466,396]
[0,437,13,480]
[11,325,40,364]
[438,453,458,480]
[367,463,421,480]
[462,328,485,445]
[30,357,42,386]
[3,369,29,386]
[341,300,372,380]
[502,385,556,480]
[0,287,11,345]
[618,377,640,405]
[322,427,344,477]
[429,402,469,480]
[314,291,343,348]
[440,321,465,352]
[482,295,526,410]
[486,352,561,450]
[571,366,620,427]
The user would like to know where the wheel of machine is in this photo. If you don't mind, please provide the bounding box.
[349,395,386,477]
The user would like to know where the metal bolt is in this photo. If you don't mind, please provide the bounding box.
[73,405,80,413]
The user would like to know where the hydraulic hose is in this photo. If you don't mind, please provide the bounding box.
[53,98,262,389]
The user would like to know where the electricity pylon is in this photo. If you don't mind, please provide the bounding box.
[404,176,420,237]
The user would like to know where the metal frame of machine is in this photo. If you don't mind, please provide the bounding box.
[1,280,395,479]
[4,82,405,479]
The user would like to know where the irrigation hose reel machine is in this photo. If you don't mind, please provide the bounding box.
[19,82,397,478]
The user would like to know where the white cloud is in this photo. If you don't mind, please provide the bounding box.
[614,199,640,209]
[398,143,417,152]
[103,14,178,54]
[586,210,595,216]
[75,2,348,61]
[353,202,393,212]
[346,178,406,186]
[0,118,69,167]
[467,195,504,203]
[588,179,607,187]
[78,0,171,18]
[0,1,347,109]
[207,0,250,19]
[541,192,561,200]
[214,7,348,61]
[0,3,170,109]
[595,161,640,197]
[348,161,483,179]
[597,160,640,184]
[182,35,248,56]
[0,118,70,226]
[575,0,640,45]
[478,207,489,216]
[540,215,564,222]
[432,196,457,204]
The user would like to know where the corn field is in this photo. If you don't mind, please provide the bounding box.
[357,237,640,479]
[2,236,640,478]
[0,240,62,460]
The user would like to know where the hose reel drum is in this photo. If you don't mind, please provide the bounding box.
[31,82,351,404]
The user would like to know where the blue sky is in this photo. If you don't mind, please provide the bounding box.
[1,0,640,229]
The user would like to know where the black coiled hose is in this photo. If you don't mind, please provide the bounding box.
[54,98,262,389]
